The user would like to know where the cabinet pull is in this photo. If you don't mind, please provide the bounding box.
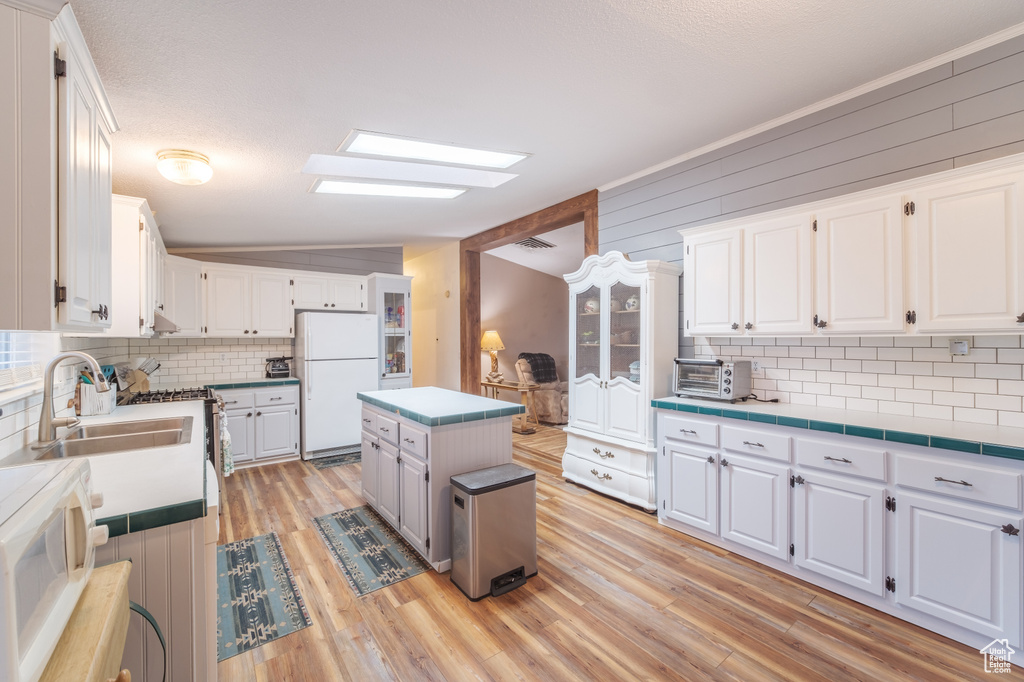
[600,451,615,459]
[404,437,415,444]
[720,458,729,467]
[589,469,612,481]
[742,441,764,448]
[824,456,852,464]
[679,428,697,435]
[226,400,238,405]
[380,427,389,433]
[731,323,739,330]
[593,447,601,454]
[363,418,371,423]
[1002,524,1020,536]
[706,456,715,464]
[934,476,972,487]
[269,397,282,401]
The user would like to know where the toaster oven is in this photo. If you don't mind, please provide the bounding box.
[673,358,752,401]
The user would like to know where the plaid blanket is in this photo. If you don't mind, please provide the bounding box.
[518,352,558,384]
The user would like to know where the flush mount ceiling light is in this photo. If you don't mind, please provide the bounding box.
[302,154,517,188]
[341,130,529,169]
[311,179,465,199]
[156,150,212,185]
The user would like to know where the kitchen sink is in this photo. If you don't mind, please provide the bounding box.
[64,417,192,440]
[34,416,193,460]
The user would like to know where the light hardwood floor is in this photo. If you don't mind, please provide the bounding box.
[218,426,1021,681]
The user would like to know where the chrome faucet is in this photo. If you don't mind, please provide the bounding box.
[35,351,111,447]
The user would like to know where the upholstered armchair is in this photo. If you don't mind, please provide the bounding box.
[515,355,569,425]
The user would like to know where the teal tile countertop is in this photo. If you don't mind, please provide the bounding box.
[205,378,300,390]
[652,397,1024,462]
[358,387,524,427]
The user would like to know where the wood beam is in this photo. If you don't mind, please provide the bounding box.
[459,190,599,392]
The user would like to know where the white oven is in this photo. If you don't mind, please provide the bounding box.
[0,459,107,682]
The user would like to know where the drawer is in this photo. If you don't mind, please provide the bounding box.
[721,425,791,462]
[255,387,296,407]
[567,432,650,477]
[218,390,253,410]
[795,438,886,482]
[360,410,377,434]
[399,422,428,460]
[895,453,1022,510]
[563,452,652,506]
[377,414,399,445]
[660,414,718,448]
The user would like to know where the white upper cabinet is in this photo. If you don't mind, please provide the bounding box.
[292,275,333,310]
[164,255,203,337]
[743,213,814,335]
[204,264,294,337]
[814,195,905,334]
[684,229,743,336]
[293,273,366,311]
[0,5,117,331]
[912,170,1024,334]
[250,271,293,337]
[682,153,1024,337]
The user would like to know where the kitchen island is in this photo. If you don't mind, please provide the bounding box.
[357,387,524,571]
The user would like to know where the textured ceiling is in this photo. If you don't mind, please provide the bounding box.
[70,0,1024,250]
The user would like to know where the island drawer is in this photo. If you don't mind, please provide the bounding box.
[361,409,377,434]
[399,423,428,459]
[895,453,1021,510]
[377,414,399,445]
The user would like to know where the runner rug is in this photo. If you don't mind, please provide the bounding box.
[216,532,312,661]
[314,505,431,597]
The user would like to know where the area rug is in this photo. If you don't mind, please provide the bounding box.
[314,505,431,597]
[312,449,362,469]
[217,532,312,661]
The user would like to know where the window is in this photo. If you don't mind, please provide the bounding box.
[0,332,55,391]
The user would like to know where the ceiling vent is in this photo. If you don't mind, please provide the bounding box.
[514,236,556,250]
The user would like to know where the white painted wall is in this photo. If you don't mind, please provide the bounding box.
[405,242,461,391]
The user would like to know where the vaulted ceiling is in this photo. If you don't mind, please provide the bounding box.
[70,0,1024,250]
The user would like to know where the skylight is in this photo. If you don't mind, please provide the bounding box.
[302,155,516,188]
[341,131,528,169]
[311,179,465,199]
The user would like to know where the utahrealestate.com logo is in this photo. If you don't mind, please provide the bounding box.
[980,639,1015,674]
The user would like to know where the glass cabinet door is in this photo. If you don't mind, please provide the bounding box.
[575,284,602,379]
[609,281,642,385]
[382,290,408,376]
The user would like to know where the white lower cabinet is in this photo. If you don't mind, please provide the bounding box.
[360,429,379,508]
[376,439,400,530]
[657,407,1024,651]
[220,386,299,465]
[720,453,790,560]
[792,472,886,595]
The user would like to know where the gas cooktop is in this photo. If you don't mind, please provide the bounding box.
[128,387,216,404]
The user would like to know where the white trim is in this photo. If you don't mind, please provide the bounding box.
[4,0,66,20]
[167,243,403,254]
[599,21,1024,194]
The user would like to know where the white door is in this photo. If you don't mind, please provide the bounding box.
[255,404,296,459]
[330,276,367,311]
[205,267,250,336]
[92,118,113,330]
[792,472,886,595]
[743,213,814,335]
[605,377,644,442]
[377,440,400,529]
[896,492,1022,644]
[58,59,100,327]
[720,454,789,560]
[251,272,293,337]
[399,453,428,557]
[138,220,154,336]
[293,275,332,310]
[302,358,378,452]
[361,432,379,509]
[815,195,905,334]
[684,229,743,336]
[913,171,1024,333]
[164,256,203,336]
[570,376,603,433]
[662,442,718,535]
[225,409,254,463]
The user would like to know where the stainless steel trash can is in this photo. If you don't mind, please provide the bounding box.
[450,463,537,600]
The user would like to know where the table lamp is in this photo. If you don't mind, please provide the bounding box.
[480,330,505,383]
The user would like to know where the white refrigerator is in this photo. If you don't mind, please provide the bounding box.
[294,312,379,458]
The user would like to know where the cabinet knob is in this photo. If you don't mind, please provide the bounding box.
[256,411,261,416]
[706,456,715,464]
[247,412,252,417]
[1017,313,1024,324]
[731,323,739,330]
[814,315,827,329]
[1002,524,1020,536]
[331,304,336,308]
[253,330,258,334]
[720,458,729,467]
[744,322,753,330]
[244,330,250,334]
[324,303,329,307]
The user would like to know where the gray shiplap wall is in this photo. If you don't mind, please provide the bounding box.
[171,247,403,276]
[599,33,1024,354]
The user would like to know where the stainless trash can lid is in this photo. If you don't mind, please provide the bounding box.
[451,463,535,495]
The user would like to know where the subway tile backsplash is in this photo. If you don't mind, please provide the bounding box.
[696,335,1024,428]
[116,337,293,387]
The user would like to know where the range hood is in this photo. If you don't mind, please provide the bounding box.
[152,311,180,334]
